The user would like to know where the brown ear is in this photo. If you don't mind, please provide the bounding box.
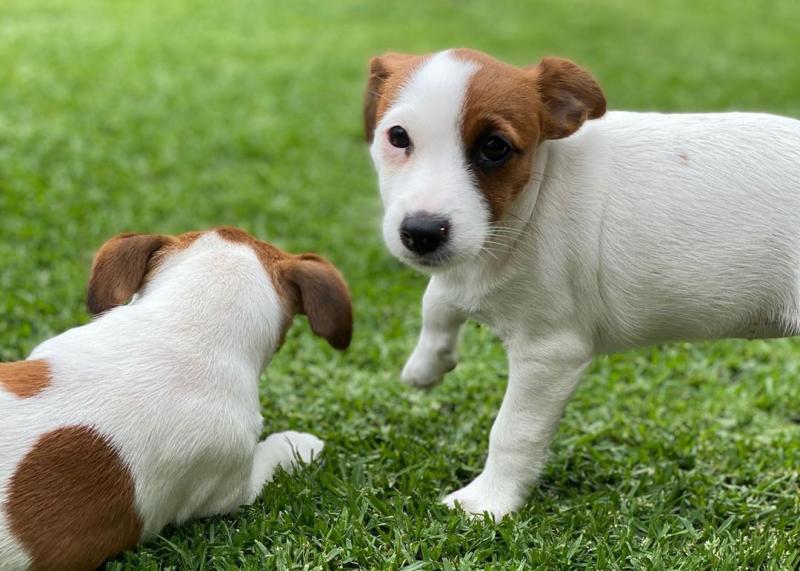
[87,233,173,316]
[532,57,606,140]
[364,53,422,143]
[284,254,353,350]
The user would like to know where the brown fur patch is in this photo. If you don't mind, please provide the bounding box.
[6,426,142,570]
[455,49,606,220]
[0,360,51,398]
[214,227,353,350]
[456,49,543,220]
[363,53,428,142]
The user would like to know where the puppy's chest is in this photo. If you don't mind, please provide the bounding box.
[457,288,533,341]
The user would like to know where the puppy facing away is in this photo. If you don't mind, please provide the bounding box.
[0,227,352,570]
[364,48,800,519]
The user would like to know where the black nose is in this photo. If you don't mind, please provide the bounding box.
[400,214,450,255]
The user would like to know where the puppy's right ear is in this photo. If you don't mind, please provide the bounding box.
[363,53,421,143]
[87,233,174,316]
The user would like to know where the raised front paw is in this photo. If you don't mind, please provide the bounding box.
[442,475,525,521]
[401,346,457,388]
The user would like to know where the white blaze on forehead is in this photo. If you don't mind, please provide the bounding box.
[385,51,479,147]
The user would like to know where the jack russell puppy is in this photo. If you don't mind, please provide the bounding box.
[364,48,800,519]
[0,227,352,570]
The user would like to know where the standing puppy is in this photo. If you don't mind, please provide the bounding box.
[364,48,800,519]
[0,227,352,570]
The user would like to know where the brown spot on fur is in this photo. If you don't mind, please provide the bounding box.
[364,53,428,142]
[455,50,606,220]
[6,425,142,570]
[215,227,354,350]
[678,152,690,165]
[0,360,51,398]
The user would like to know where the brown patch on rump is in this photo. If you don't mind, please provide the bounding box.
[215,227,353,350]
[7,426,142,570]
[455,49,606,221]
[363,53,428,142]
[0,360,51,398]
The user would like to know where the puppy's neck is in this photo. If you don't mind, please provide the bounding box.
[98,257,287,379]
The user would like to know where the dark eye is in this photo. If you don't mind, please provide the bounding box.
[476,135,513,168]
[388,125,411,149]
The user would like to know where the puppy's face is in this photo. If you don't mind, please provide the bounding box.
[364,49,606,272]
[86,227,353,351]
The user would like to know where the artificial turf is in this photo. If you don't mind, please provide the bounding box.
[1,0,799,568]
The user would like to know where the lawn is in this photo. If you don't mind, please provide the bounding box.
[1,0,799,568]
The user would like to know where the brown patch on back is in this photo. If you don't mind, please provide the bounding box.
[6,425,142,570]
[364,53,428,142]
[455,49,606,221]
[0,360,51,398]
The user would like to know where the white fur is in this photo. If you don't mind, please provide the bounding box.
[0,232,323,568]
[372,52,800,519]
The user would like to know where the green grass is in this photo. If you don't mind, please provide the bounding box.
[1,0,800,568]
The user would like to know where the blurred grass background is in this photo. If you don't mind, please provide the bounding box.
[1,0,799,568]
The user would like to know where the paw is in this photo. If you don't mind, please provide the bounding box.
[259,430,324,476]
[276,430,325,464]
[401,346,457,388]
[442,475,524,521]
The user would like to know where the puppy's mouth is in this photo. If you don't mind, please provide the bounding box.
[397,248,459,273]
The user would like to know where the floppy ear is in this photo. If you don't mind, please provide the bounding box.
[87,233,173,316]
[531,57,606,140]
[283,254,353,350]
[364,53,420,143]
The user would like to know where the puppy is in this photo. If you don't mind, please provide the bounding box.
[0,227,352,570]
[364,48,800,519]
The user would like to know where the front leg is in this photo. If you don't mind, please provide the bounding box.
[402,277,467,388]
[444,331,591,519]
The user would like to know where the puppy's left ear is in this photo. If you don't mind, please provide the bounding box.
[87,233,174,316]
[364,53,422,143]
[283,254,353,350]
[530,57,606,140]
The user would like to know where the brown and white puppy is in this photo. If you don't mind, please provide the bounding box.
[0,227,352,570]
[365,48,800,518]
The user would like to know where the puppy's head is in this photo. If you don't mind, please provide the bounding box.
[87,227,353,351]
[364,49,606,271]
